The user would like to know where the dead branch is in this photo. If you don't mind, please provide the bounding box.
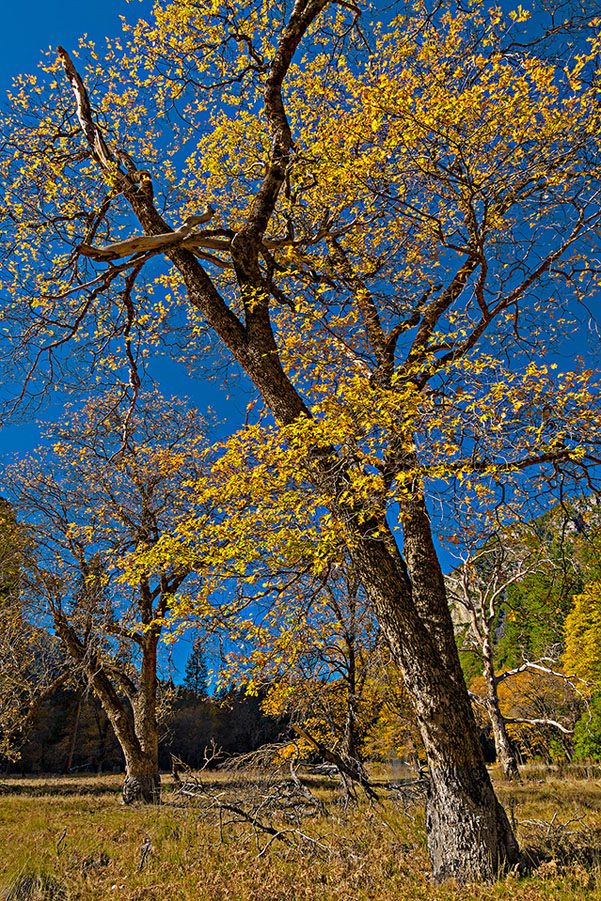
[497,661,592,698]
[77,208,221,261]
[287,752,330,817]
[171,764,331,858]
[519,810,587,838]
[504,716,574,735]
[292,724,379,801]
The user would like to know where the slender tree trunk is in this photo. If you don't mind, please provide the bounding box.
[482,638,521,781]
[63,695,82,775]
[341,703,359,761]
[341,642,360,762]
[93,705,109,773]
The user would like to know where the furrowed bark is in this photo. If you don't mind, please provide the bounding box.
[349,522,519,881]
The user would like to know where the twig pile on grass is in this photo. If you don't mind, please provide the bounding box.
[168,741,429,865]
[170,745,334,858]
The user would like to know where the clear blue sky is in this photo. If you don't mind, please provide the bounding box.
[0,1,137,93]
[0,1,147,457]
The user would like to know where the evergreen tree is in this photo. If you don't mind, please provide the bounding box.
[183,643,208,701]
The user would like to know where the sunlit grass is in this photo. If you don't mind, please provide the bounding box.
[0,766,600,899]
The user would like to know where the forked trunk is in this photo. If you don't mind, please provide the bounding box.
[121,629,162,804]
[352,509,520,882]
[55,618,162,804]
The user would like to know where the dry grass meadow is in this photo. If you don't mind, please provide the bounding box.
[1,764,601,900]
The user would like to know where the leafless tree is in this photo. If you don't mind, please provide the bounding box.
[447,526,590,778]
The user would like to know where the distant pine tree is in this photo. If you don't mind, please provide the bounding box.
[183,642,208,700]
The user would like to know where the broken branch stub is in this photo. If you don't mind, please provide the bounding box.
[78,208,221,261]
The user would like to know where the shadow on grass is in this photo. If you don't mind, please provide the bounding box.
[0,779,120,798]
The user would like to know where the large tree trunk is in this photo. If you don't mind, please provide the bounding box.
[351,501,520,882]
[55,616,161,804]
[122,750,161,804]
[119,680,160,804]
[482,637,521,781]
[123,629,161,803]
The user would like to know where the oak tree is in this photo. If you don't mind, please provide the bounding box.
[4,390,208,802]
[222,561,385,764]
[3,0,601,880]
